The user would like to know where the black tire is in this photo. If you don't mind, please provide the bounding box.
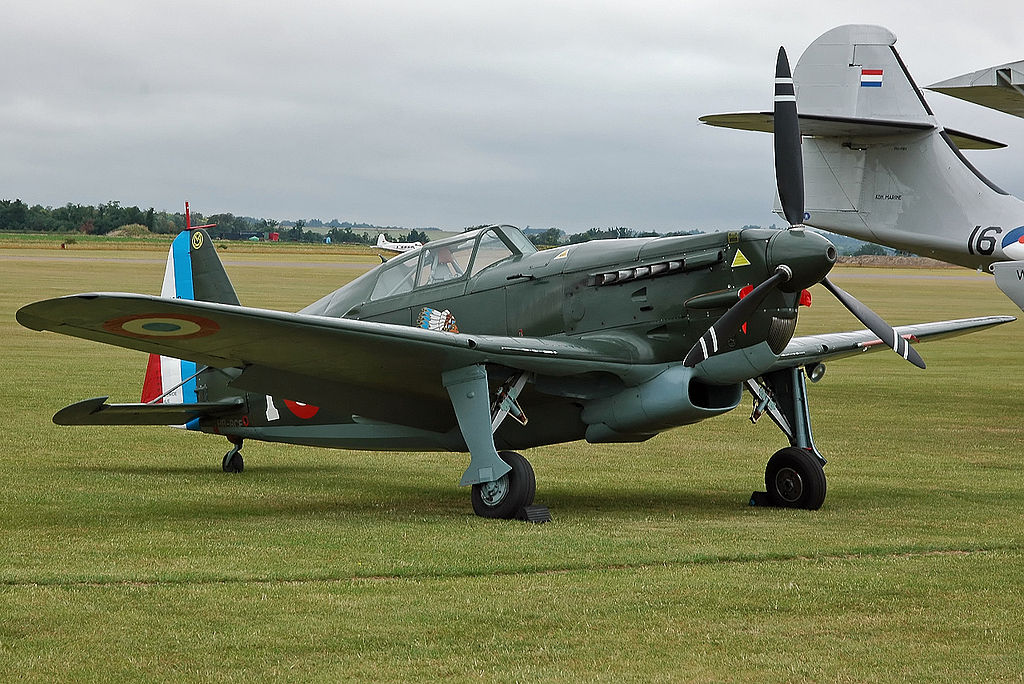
[471,451,536,519]
[222,448,244,473]
[765,447,826,510]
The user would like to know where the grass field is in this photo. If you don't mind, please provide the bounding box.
[2,246,1023,681]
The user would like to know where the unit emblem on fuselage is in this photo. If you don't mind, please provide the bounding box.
[418,307,459,333]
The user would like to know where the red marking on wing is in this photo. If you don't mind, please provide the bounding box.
[284,399,320,419]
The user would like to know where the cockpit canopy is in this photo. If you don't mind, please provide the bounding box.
[301,225,536,317]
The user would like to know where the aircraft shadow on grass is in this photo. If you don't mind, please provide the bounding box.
[73,463,744,518]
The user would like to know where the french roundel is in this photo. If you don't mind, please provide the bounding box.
[102,313,220,339]
[1000,226,1024,260]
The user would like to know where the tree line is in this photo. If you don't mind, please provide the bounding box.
[526,226,704,247]
[0,198,701,247]
[5,198,880,254]
[0,199,427,244]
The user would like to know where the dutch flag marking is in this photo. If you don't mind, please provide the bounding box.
[860,69,883,87]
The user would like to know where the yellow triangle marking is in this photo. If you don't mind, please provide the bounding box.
[731,249,751,268]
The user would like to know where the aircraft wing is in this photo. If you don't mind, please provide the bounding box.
[767,316,1015,371]
[16,293,646,427]
[17,295,1015,429]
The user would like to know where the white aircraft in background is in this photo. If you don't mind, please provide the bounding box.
[702,24,1024,310]
[376,233,423,252]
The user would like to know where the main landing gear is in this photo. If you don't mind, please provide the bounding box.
[444,365,550,522]
[471,451,536,519]
[764,446,826,509]
[746,366,828,510]
[222,438,243,473]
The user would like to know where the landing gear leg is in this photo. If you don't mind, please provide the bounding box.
[222,438,243,473]
[746,367,827,509]
[443,365,550,522]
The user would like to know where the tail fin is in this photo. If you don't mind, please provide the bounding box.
[791,25,1024,270]
[794,25,932,125]
[141,228,239,406]
[702,24,1024,272]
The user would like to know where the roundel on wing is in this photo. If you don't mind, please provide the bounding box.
[1000,226,1024,259]
[102,312,220,339]
[284,399,319,419]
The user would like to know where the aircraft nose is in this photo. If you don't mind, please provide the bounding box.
[765,228,836,291]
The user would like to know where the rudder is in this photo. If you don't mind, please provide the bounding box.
[141,228,240,409]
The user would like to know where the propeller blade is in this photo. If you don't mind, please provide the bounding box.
[684,266,792,367]
[774,46,804,227]
[821,277,926,369]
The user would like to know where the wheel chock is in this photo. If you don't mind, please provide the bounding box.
[518,505,552,524]
[749,491,771,507]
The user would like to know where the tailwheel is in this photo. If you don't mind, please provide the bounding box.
[471,451,535,519]
[222,443,244,473]
[765,447,826,510]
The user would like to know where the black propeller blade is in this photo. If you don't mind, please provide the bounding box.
[772,46,925,370]
[821,277,926,368]
[774,47,804,227]
[683,265,792,368]
[683,46,927,371]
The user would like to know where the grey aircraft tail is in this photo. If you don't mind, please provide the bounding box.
[701,24,1024,309]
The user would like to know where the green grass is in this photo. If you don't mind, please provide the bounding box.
[2,250,1022,681]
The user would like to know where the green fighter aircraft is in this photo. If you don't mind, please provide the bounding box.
[16,49,1015,521]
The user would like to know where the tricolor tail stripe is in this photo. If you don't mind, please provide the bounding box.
[142,230,200,428]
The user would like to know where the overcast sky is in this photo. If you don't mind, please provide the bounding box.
[2,0,1021,232]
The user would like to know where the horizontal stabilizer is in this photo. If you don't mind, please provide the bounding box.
[53,396,245,426]
[699,112,1005,150]
[928,61,1024,119]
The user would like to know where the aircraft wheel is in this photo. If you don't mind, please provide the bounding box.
[765,447,825,510]
[471,451,535,519]
[222,446,244,473]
